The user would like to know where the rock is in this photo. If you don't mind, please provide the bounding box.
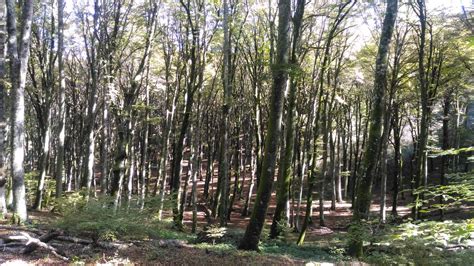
[157,239,188,248]
[465,239,474,249]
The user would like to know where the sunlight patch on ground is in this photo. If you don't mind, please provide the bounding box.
[0,260,30,266]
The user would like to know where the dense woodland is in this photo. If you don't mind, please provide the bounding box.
[0,0,474,264]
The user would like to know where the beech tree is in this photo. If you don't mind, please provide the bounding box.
[0,0,6,216]
[350,0,398,256]
[7,0,34,222]
[238,0,291,251]
[0,1,471,263]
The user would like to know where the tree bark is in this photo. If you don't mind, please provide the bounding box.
[218,0,231,226]
[238,0,291,251]
[55,0,66,198]
[0,0,6,216]
[350,0,398,257]
[270,0,305,239]
[7,0,34,222]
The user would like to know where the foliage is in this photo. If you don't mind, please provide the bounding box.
[428,146,474,157]
[346,219,379,253]
[195,225,228,245]
[53,192,186,242]
[24,171,55,208]
[364,219,474,265]
[409,171,474,213]
[260,239,342,262]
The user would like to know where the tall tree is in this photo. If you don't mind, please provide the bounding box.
[411,0,444,219]
[238,0,291,251]
[80,0,100,194]
[0,0,6,216]
[297,0,356,245]
[31,1,57,210]
[7,0,34,222]
[350,0,398,257]
[218,0,231,226]
[171,0,203,228]
[270,0,305,239]
[55,0,66,197]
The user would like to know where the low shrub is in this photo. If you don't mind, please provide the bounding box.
[52,191,186,242]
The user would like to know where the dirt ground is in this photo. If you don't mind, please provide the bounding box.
[0,167,456,265]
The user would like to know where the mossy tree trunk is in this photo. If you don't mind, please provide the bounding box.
[270,0,305,239]
[238,0,291,251]
[350,0,398,257]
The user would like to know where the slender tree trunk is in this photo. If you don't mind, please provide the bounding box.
[55,0,66,198]
[171,1,199,228]
[158,76,179,220]
[379,145,388,223]
[100,94,110,194]
[330,129,337,211]
[217,0,232,226]
[204,135,213,199]
[127,138,135,208]
[439,89,451,218]
[391,107,402,216]
[242,139,256,217]
[191,133,198,233]
[140,84,150,209]
[228,139,241,219]
[0,0,7,216]
[412,0,439,220]
[336,131,342,203]
[33,110,51,210]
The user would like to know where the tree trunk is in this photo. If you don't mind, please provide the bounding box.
[238,0,291,251]
[270,0,305,239]
[217,0,232,226]
[391,106,402,216]
[350,0,398,257]
[336,131,343,203]
[330,129,337,211]
[100,93,110,194]
[439,89,451,218]
[379,145,388,223]
[139,84,150,209]
[7,0,34,222]
[171,1,199,228]
[242,140,256,217]
[55,0,66,198]
[33,110,51,210]
[0,0,7,216]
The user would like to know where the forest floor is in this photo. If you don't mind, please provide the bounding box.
[1,174,473,265]
[0,202,367,265]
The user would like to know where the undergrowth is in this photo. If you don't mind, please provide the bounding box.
[363,218,474,265]
[52,191,189,242]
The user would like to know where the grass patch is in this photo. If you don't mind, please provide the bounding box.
[260,240,342,262]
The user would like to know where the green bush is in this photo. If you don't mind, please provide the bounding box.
[24,171,56,208]
[53,192,187,242]
[408,171,474,214]
[364,219,474,265]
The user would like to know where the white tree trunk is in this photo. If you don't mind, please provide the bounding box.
[55,0,66,198]
[7,0,34,222]
[0,0,7,216]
